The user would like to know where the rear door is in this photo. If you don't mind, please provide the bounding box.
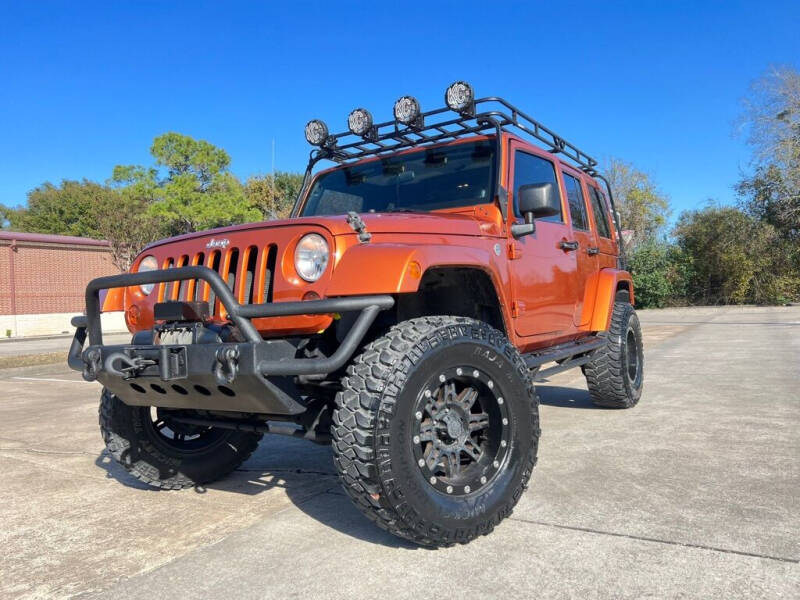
[585,182,619,264]
[507,141,578,338]
[561,169,599,327]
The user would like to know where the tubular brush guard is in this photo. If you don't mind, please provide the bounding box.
[68,266,394,414]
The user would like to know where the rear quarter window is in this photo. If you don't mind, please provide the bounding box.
[588,185,612,238]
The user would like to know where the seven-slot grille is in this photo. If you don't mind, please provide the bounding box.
[157,244,278,319]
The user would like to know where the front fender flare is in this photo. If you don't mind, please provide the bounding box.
[326,242,501,297]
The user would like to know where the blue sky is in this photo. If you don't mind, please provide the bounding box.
[1,1,799,220]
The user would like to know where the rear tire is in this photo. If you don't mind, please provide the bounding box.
[99,389,262,489]
[332,316,540,547]
[584,296,644,408]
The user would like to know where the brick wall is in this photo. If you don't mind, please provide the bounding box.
[0,233,121,316]
[0,247,10,314]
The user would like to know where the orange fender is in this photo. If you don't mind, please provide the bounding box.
[326,242,503,297]
[101,286,126,312]
[586,269,635,332]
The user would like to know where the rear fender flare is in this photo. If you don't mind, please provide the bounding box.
[587,269,635,332]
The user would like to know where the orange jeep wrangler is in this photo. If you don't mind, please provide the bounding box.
[69,82,643,546]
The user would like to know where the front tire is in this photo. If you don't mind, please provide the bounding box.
[99,389,262,489]
[332,316,540,547]
[584,297,644,408]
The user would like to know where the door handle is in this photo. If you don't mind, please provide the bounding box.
[558,240,579,251]
[587,246,599,256]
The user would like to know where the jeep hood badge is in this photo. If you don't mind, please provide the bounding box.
[206,238,230,249]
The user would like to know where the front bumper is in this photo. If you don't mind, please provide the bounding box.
[68,266,394,414]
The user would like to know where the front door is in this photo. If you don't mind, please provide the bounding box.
[508,142,578,338]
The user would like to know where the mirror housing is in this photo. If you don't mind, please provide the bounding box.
[518,182,560,223]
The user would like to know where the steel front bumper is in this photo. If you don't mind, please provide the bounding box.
[68,266,394,414]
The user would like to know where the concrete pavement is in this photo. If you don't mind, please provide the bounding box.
[1,306,798,599]
[0,332,129,358]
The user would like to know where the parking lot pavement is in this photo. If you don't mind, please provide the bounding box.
[1,306,798,599]
[0,332,130,358]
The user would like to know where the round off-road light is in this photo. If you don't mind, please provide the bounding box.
[347,108,374,137]
[304,119,329,146]
[294,233,329,282]
[394,95,421,126]
[445,81,475,113]
[135,255,158,295]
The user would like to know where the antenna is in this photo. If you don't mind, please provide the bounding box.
[271,138,276,218]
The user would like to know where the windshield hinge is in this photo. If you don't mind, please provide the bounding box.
[346,211,372,243]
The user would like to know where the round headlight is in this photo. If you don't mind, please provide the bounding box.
[347,108,374,137]
[394,95,422,126]
[136,255,158,295]
[305,119,329,146]
[445,80,475,113]
[294,234,329,282]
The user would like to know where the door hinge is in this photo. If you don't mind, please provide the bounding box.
[511,300,520,318]
[508,242,522,260]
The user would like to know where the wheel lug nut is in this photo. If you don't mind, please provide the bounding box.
[430,476,437,484]
[446,485,453,494]
[473,370,479,377]
[413,435,420,444]
[501,440,507,448]
[502,418,508,425]
[464,485,471,493]
[493,460,500,468]
[480,476,487,484]
[415,411,422,420]
[418,459,425,467]
[497,397,504,405]
[456,368,463,375]
[439,374,446,383]
[487,380,494,389]
[424,389,432,398]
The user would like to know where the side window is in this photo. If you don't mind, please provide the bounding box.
[562,172,588,230]
[588,185,612,238]
[513,151,562,222]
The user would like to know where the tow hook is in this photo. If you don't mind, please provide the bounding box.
[82,348,102,381]
[103,352,155,380]
[215,346,240,385]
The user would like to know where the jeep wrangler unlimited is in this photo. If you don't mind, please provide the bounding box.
[68,82,643,546]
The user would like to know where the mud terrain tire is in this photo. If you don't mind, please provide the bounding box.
[332,316,540,547]
[584,297,644,408]
[99,389,262,489]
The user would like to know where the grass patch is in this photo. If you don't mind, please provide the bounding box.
[0,352,66,370]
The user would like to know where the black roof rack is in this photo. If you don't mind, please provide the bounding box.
[297,92,625,268]
[311,97,599,177]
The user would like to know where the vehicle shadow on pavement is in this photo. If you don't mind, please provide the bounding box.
[535,385,599,409]
[94,436,418,548]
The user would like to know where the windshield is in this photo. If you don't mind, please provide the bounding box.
[300,140,496,216]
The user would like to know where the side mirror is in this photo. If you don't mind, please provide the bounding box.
[518,182,560,222]
[511,182,560,239]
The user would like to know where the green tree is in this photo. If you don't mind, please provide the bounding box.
[115,132,261,235]
[627,239,692,308]
[602,158,671,251]
[673,205,796,305]
[0,204,14,229]
[103,168,164,270]
[244,171,304,220]
[9,179,115,238]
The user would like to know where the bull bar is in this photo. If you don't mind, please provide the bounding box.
[68,266,394,414]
